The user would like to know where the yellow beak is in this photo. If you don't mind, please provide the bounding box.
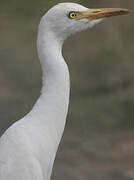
[77,8,131,20]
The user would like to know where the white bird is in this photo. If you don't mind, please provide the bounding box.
[0,3,130,180]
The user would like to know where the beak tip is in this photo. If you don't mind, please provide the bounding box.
[115,8,132,15]
[124,9,133,14]
[128,9,133,13]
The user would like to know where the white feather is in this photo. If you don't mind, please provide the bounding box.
[0,3,102,180]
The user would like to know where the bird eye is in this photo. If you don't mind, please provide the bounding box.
[69,12,77,19]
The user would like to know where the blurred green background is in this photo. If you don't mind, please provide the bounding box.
[0,0,134,179]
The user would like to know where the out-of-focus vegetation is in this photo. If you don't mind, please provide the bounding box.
[0,0,134,179]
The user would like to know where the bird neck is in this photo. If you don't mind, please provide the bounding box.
[31,29,70,139]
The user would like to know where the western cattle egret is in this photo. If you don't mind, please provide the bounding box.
[0,3,130,180]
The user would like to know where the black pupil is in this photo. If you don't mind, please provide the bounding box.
[72,13,75,16]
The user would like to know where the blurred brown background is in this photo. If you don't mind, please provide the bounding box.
[0,0,134,179]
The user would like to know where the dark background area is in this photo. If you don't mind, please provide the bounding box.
[0,0,134,179]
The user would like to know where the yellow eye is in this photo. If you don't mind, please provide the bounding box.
[69,12,77,19]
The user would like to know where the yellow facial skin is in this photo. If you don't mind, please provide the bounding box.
[69,8,131,21]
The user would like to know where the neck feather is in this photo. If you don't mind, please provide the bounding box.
[30,27,70,139]
[25,19,70,180]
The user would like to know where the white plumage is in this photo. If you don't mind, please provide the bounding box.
[0,3,130,180]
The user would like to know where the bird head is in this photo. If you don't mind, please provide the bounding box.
[39,3,131,43]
